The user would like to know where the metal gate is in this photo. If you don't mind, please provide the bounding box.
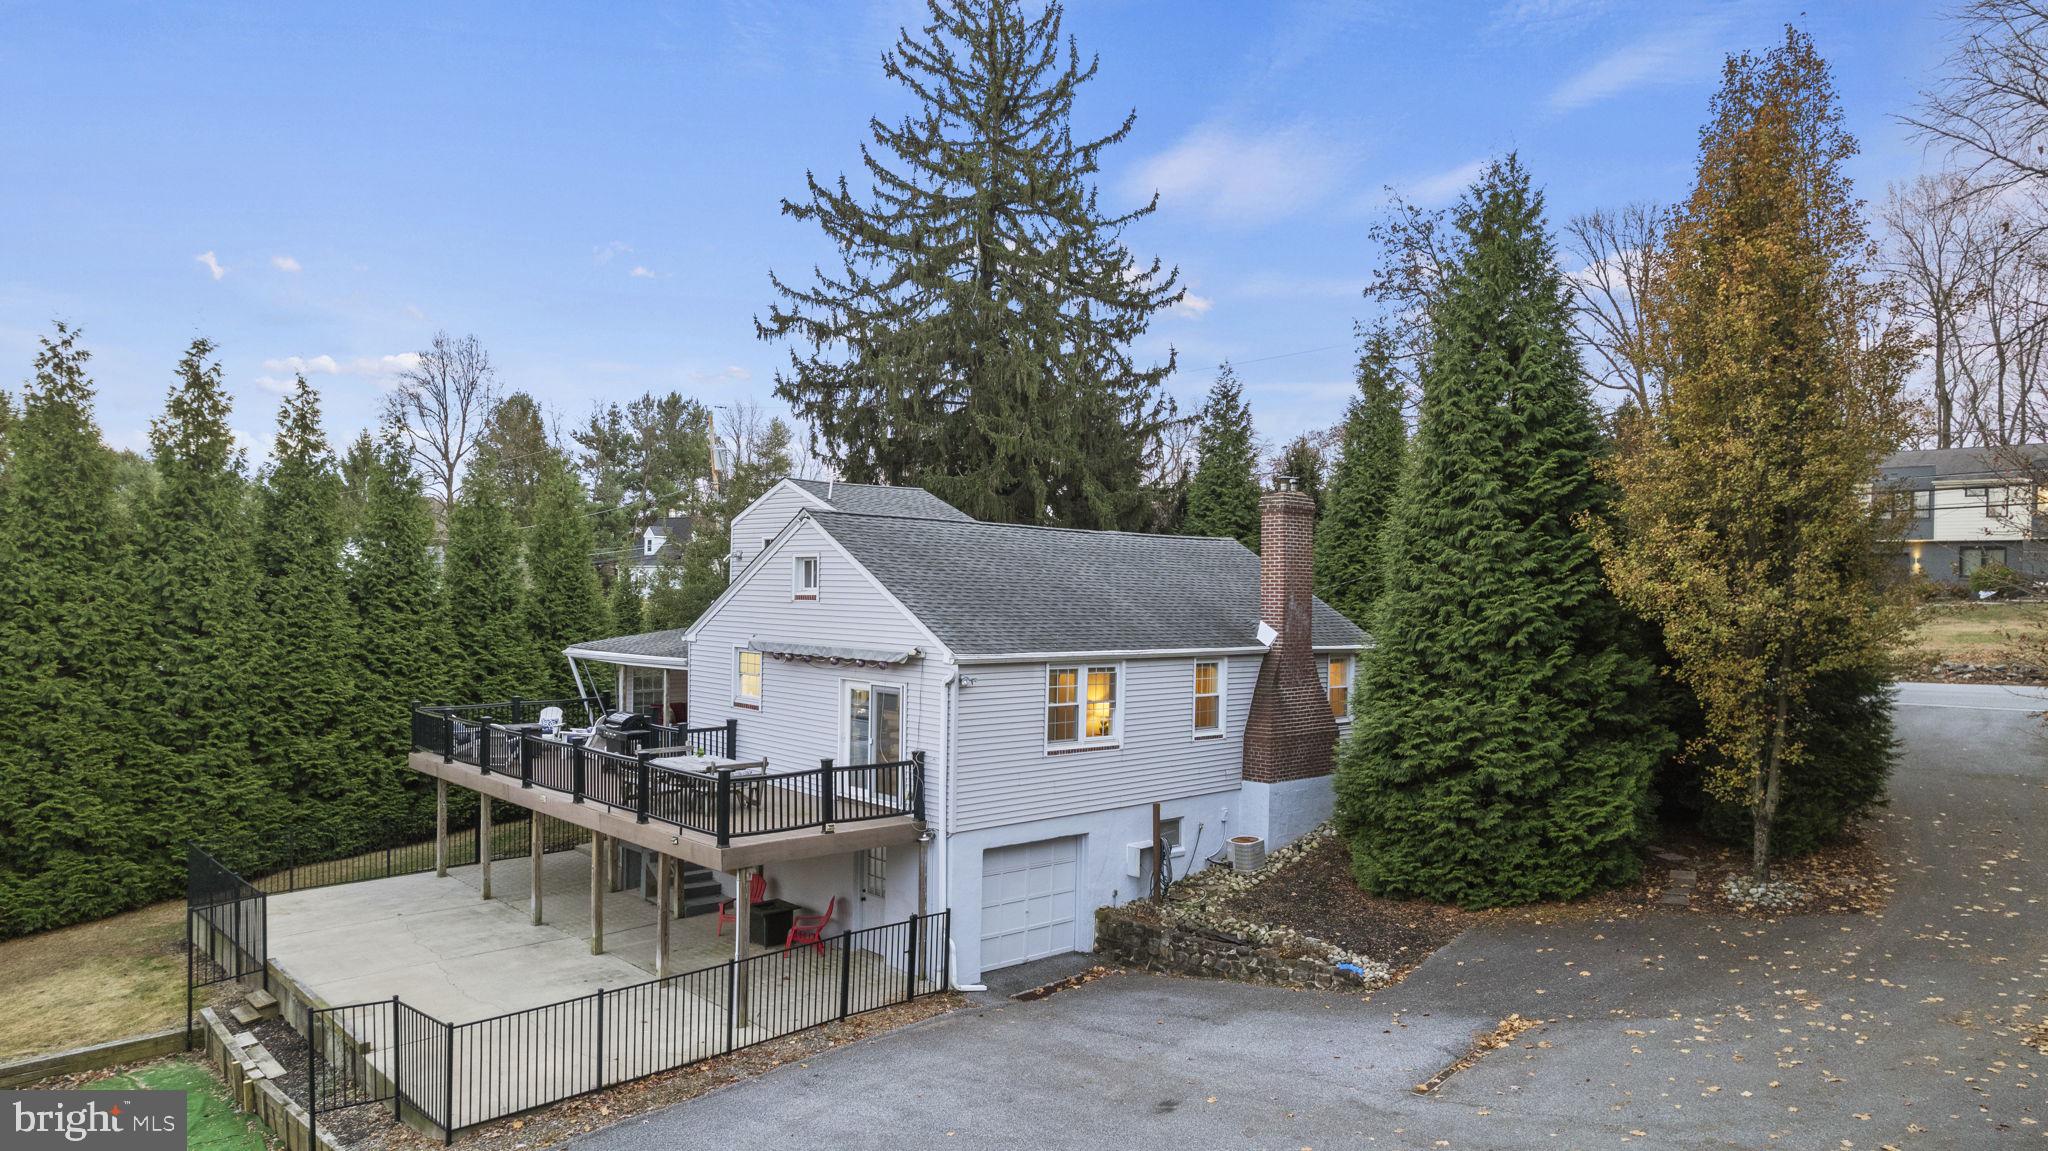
[308,999,452,1144]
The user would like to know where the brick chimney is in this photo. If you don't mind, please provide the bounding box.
[1242,479,1339,784]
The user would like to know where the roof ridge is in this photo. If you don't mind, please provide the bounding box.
[809,508,1249,545]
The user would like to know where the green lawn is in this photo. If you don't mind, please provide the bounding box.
[93,1059,271,1151]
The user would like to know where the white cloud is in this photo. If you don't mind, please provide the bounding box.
[195,251,226,280]
[1173,291,1214,318]
[257,352,420,390]
[271,254,302,273]
[1126,124,1340,223]
[1491,0,1612,31]
[262,354,341,375]
[252,375,297,394]
[630,265,657,279]
[1403,158,1491,207]
[594,241,632,264]
[1548,19,1725,113]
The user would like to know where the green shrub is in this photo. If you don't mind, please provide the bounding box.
[1968,562,2024,598]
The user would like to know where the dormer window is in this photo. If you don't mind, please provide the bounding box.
[643,532,659,557]
[793,555,819,599]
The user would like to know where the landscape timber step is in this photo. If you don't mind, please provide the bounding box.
[245,989,279,1017]
[229,1004,264,1027]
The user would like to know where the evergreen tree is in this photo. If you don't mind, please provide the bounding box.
[1316,328,1407,626]
[472,391,559,529]
[1334,158,1669,908]
[0,327,150,933]
[1593,29,1914,878]
[347,441,452,832]
[523,463,607,698]
[337,430,379,540]
[252,378,359,855]
[445,466,543,701]
[135,339,267,871]
[643,535,703,632]
[1182,363,1260,551]
[608,565,645,637]
[760,0,1181,528]
[1273,437,1325,519]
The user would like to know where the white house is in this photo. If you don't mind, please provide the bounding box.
[678,479,1366,984]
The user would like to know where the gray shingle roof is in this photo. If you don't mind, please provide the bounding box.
[789,478,973,521]
[809,511,1369,657]
[1882,444,2048,479]
[564,627,690,661]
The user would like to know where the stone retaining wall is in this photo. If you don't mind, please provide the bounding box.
[196,1006,347,1151]
[1093,907,1374,991]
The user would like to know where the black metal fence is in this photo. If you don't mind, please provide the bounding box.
[304,909,952,1141]
[186,844,268,1046]
[244,801,588,895]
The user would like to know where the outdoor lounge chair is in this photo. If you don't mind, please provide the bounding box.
[784,897,836,954]
[716,871,768,937]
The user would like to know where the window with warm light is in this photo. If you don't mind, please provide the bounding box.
[1046,664,1119,748]
[735,648,763,706]
[1328,656,1352,720]
[1192,661,1222,736]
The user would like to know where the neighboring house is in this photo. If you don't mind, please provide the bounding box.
[681,480,1366,985]
[1879,445,2048,582]
[632,513,693,581]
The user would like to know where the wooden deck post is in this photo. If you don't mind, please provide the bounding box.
[434,780,448,878]
[590,833,605,955]
[530,816,545,925]
[654,854,671,978]
[479,797,493,900]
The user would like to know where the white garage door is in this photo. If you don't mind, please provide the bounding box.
[979,837,1080,970]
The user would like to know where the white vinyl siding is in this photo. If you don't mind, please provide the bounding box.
[953,655,1255,832]
[1931,479,2034,542]
[729,481,826,570]
[687,517,949,829]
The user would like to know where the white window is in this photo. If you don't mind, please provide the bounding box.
[628,667,664,716]
[735,648,762,707]
[1192,660,1223,737]
[793,555,819,599]
[1328,656,1352,720]
[861,847,887,898]
[1046,665,1119,749]
[643,532,659,557]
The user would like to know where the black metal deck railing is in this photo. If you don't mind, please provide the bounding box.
[409,705,926,846]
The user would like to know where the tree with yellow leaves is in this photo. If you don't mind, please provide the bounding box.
[1594,28,1917,881]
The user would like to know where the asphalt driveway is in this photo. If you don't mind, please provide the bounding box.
[571,682,2047,1150]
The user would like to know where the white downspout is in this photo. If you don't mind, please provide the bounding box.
[941,664,985,992]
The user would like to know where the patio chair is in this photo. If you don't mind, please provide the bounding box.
[537,705,564,735]
[716,871,768,937]
[784,897,837,955]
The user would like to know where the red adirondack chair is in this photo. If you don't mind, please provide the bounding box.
[716,871,767,937]
[784,897,837,954]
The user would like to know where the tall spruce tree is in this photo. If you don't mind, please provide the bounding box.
[253,378,359,855]
[136,339,267,870]
[608,565,644,637]
[0,327,150,933]
[347,441,451,833]
[1182,363,1260,550]
[523,462,607,698]
[472,392,558,529]
[1316,328,1407,626]
[1593,29,1914,879]
[759,0,1181,528]
[1334,158,1669,907]
[445,466,543,702]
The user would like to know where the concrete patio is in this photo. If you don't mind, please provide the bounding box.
[268,844,764,1023]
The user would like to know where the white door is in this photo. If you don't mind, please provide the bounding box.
[845,683,905,798]
[979,837,1079,970]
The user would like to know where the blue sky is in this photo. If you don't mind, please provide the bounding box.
[0,0,1949,466]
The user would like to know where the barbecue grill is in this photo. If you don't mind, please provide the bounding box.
[594,711,654,755]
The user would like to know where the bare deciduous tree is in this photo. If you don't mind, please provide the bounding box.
[1883,174,1986,447]
[1907,1,2048,191]
[1562,203,1666,413]
[382,331,498,520]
